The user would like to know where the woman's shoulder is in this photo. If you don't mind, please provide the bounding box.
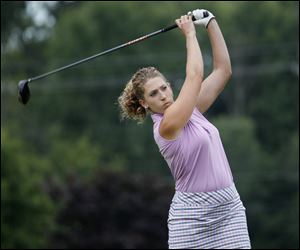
[151,112,163,124]
[151,113,183,144]
[151,107,205,129]
[192,107,204,117]
[192,107,211,123]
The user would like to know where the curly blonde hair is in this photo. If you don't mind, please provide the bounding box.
[118,67,167,124]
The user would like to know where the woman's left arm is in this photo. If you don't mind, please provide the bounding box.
[196,19,232,114]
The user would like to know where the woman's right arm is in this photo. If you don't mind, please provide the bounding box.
[159,15,203,140]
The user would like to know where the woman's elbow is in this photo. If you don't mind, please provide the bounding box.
[226,60,232,77]
[221,65,232,81]
[225,67,232,80]
[214,61,232,79]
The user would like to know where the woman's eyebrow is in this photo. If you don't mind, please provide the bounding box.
[149,89,157,95]
[149,84,166,93]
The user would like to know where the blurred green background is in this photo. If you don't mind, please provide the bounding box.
[1,1,299,249]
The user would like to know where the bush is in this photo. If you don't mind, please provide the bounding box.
[50,169,173,249]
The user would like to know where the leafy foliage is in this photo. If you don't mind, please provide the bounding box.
[50,169,173,249]
[1,128,56,249]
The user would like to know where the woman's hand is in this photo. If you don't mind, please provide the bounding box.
[188,9,215,28]
[175,15,196,37]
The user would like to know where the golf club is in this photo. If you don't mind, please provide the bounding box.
[18,12,208,105]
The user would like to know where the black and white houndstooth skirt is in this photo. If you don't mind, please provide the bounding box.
[168,183,251,249]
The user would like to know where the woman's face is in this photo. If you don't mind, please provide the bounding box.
[140,76,174,114]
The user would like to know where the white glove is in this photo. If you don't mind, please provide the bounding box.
[188,9,215,28]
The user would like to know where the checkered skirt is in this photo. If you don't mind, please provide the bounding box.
[168,183,251,249]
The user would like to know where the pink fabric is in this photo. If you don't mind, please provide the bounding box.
[151,108,233,192]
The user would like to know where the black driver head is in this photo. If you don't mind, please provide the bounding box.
[18,80,30,105]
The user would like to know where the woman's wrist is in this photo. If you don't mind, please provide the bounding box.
[185,32,197,39]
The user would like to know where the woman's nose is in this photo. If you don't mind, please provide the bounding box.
[160,92,166,99]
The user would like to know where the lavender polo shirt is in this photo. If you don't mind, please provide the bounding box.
[151,108,233,193]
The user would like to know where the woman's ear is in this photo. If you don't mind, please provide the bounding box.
[139,99,148,109]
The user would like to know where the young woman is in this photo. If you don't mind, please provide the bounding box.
[118,9,251,249]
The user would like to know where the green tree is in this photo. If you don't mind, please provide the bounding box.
[212,116,299,249]
[1,128,56,249]
[1,1,27,50]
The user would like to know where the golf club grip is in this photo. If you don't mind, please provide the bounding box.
[162,12,208,32]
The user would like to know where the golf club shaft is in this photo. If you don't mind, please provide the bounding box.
[29,22,184,83]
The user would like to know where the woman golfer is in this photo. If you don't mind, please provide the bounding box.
[118,9,251,249]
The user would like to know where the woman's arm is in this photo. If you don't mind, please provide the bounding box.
[160,15,203,140]
[196,19,232,114]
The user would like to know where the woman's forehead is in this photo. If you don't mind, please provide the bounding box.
[144,77,165,91]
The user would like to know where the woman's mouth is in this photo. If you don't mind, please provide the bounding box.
[163,102,171,108]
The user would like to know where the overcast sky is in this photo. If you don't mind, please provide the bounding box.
[26,1,56,27]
